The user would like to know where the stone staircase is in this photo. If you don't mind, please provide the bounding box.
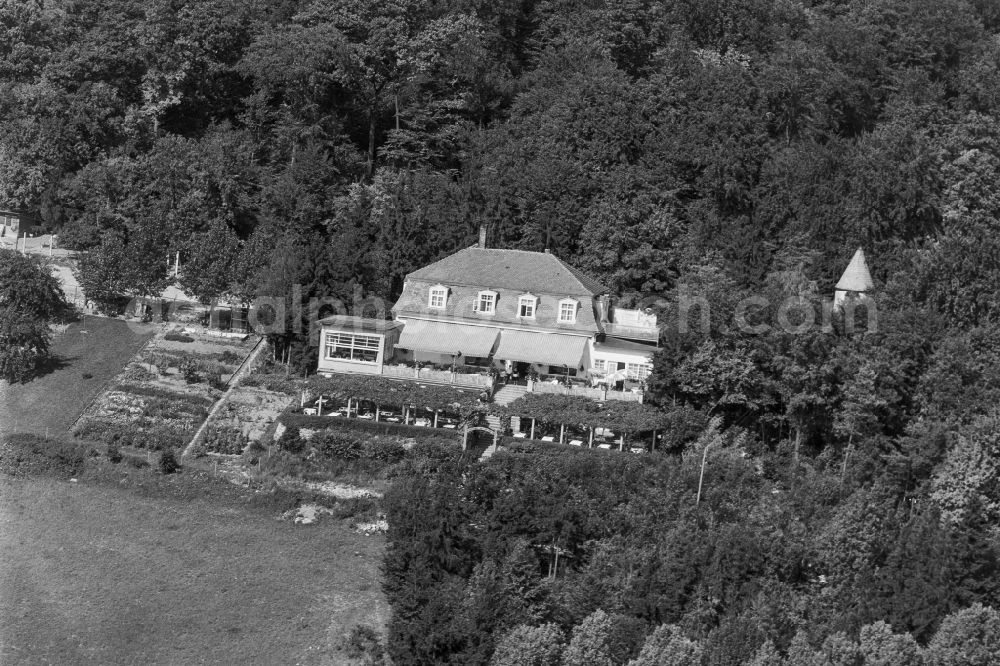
[489,384,528,433]
[492,383,527,406]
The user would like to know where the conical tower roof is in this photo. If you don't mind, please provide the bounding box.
[835,247,874,292]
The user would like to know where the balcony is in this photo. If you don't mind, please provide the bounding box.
[603,322,659,343]
[605,308,659,342]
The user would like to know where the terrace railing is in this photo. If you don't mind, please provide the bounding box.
[381,363,492,389]
[529,380,644,403]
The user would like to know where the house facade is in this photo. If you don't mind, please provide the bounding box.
[389,234,656,385]
[317,232,658,387]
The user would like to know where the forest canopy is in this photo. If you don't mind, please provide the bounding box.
[6,0,1000,662]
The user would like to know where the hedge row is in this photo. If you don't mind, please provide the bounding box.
[280,412,461,444]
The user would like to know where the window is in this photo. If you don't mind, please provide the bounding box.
[625,362,651,380]
[428,285,447,309]
[592,359,606,372]
[518,294,537,318]
[474,290,497,314]
[325,332,381,363]
[558,299,577,323]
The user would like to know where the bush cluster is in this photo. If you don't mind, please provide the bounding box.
[73,418,190,451]
[164,332,194,343]
[158,449,181,474]
[202,426,248,455]
[0,434,91,478]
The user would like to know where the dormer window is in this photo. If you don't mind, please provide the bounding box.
[474,290,497,314]
[558,298,578,323]
[518,294,538,319]
[428,285,447,309]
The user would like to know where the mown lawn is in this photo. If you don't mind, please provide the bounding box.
[0,317,156,438]
[0,469,387,665]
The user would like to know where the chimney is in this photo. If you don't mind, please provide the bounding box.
[544,249,550,254]
[479,225,487,248]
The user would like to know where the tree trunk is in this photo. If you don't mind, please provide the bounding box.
[367,104,376,179]
[840,433,853,486]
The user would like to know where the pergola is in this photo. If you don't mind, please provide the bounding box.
[493,393,671,451]
[306,374,484,427]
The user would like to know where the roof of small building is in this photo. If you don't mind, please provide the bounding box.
[406,246,608,297]
[835,247,875,292]
[318,315,403,332]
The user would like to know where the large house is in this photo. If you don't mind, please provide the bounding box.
[318,230,658,387]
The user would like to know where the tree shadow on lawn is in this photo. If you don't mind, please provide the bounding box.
[29,354,72,381]
[2,318,156,437]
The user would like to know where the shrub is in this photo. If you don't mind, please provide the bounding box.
[106,443,123,464]
[129,457,150,469]
[220,350,240,364]
[159,449,181,474]
[203,426,247,455]
[277,426,305,454]
[164,332,194,343]
[181,359,201,384]
[344,623,386,664]
[314,432,364,460]
[363,438,406,463]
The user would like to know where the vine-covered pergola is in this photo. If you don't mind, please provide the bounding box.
[492,393,671,450]
[306,374,486,426]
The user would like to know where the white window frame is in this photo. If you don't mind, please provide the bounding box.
[592,359,606,372]
[324,332,381,364]
[518,294,537,319]
[474,290,497,315]
[558,298,578,323]
[428,285,447,309]
[625,362,651,380]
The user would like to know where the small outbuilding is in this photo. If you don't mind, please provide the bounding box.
[317,315,404,376]
[0,209,33,238]
[834,247,874,309]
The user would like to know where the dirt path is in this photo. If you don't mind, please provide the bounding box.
[182,337,268,458]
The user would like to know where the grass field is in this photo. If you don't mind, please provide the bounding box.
[0,467,387,665]
[0,317,157,438]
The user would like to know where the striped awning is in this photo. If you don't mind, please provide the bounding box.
[495,330,588,368]
[395,320,500,357]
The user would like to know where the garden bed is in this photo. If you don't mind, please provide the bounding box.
[73,326,260,452]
